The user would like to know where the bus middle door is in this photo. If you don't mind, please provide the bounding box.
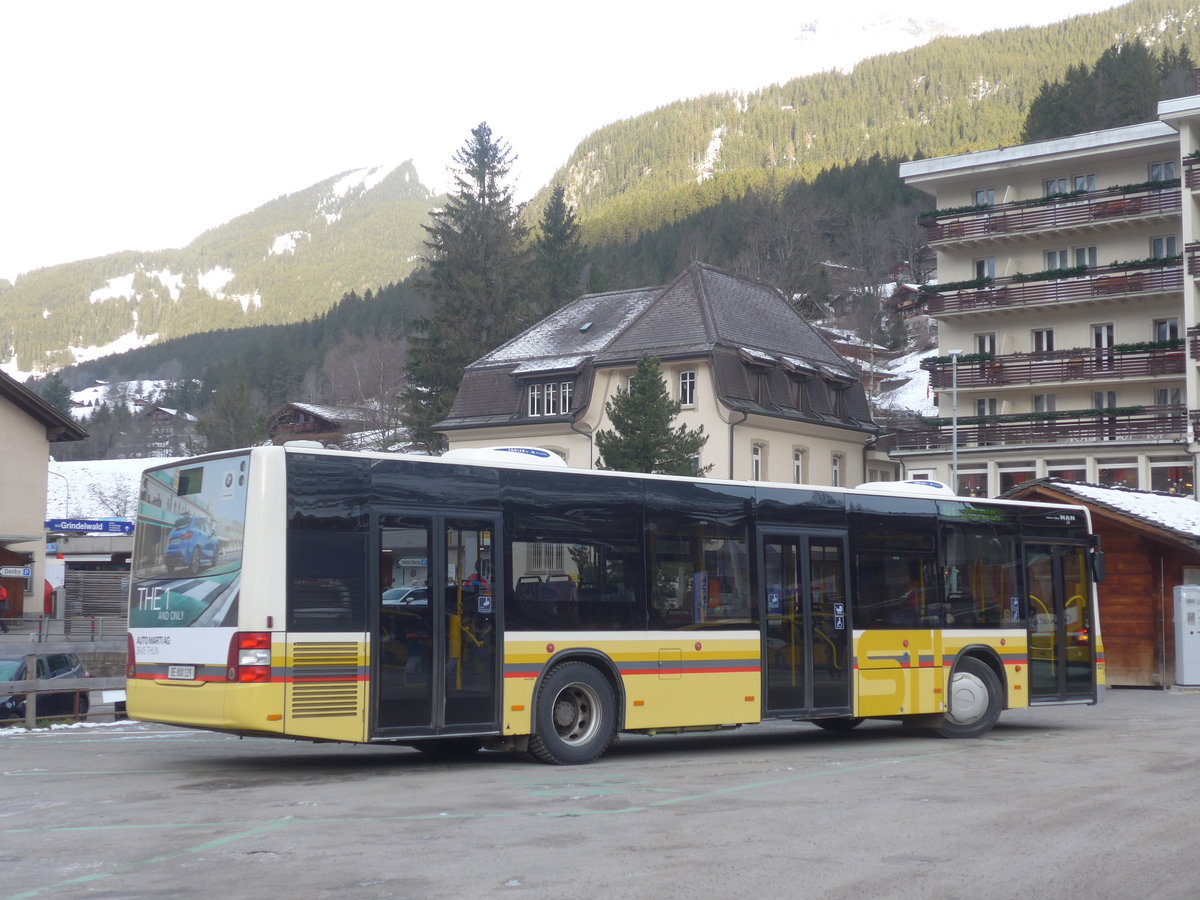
[375,514,500,737]
[761,531,852,717]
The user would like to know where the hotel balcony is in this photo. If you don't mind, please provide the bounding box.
[920,182,1180,247]
[1185,156,1200,190]
[922,342,1185,389]
[893,404,1187,452]
[922,261,1183,317]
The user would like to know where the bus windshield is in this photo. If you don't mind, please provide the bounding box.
[129,455,250,628]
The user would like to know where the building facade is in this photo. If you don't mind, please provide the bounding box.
[898,97,1200,497]
[437,263,893,486]
[0,371,86,623]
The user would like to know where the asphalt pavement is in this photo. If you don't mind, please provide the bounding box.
[3,687,1199,899]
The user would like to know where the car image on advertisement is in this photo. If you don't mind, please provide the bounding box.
[164,514,221,576]
[0,652,91,720]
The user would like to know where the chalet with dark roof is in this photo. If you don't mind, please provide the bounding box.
[437,263,893,484]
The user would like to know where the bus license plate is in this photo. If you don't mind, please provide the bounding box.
[167,665,195,680]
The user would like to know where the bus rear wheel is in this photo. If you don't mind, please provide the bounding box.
[936,657,1002,738]
[529,661,616,765]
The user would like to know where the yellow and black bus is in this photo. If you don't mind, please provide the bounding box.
[126,444,1104,764]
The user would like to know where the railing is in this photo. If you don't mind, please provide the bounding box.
[893,404,1186,451]
[921,185,1180,242]
[923,346,1185,389]
[1190,324,1200,361]
[0,641,125,729]
[923,263,1183,315]
[1185,157,1200,190]
[1186,241,1200,276]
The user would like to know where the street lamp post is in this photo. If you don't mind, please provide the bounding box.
[949,350,963,494]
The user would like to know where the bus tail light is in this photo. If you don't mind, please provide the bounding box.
[227,632,273,683]
[126,633,136,677]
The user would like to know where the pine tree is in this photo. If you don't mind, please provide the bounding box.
[531,185,583,319]
[594,354,712,476]
[39,373,73,416]
[403,123,530,453]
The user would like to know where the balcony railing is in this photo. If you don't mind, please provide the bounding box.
[923,262,1183,315]
[893,405,1186,451]
[922,345,1185,389]
[921,184,1180,243]
[1185,156,1200,190]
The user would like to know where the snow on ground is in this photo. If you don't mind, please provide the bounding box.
[197,266,235,295]
[88,272,136,303]
[68,329,159,366]
[269,231,308,255]
[47,458,182,520]
[69,380,171,418]
[873,347,938,415]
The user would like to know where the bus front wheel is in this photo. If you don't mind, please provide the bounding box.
[529,661,616,765]
[936,657,1002,738]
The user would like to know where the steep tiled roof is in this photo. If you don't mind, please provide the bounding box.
[439,262,877,433]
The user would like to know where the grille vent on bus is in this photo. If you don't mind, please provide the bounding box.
[289,642,360,718]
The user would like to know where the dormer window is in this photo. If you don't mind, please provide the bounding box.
[527,380,574,417]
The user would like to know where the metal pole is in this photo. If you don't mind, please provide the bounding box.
[949,350,962,493]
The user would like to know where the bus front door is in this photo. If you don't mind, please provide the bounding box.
[375,515,500,736]
[761,532,851,717]
[1025,542,1095,703]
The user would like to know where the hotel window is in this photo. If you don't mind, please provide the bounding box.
[1033,393,1056,413]
[976,397,999,417]
[975,332,996,355]
[1150,458,1194,494]
[1032,329,1054,353]
[1073,174,1096,192]
[751,444,764,481]
[1098,459,1137,489]
[1044,177,1068,196]
[1156,387,1182,407]
[792,449,806,484]
[1093,390,1117,409]
[974,257,995,280]
[679,370,696,407]
[974,188,995,206]
[528,384,542,417]
[1151,234,1178,258]
[998,461,1036,494]
[1154,318,1179,342]
[831,453,843,488]
[1150,160,1176,182]
[1047,459,1086,483]
[957,468,988,498]
[544,383,560,416]
[1045,249,1069,270]
[1073,245,1097,268]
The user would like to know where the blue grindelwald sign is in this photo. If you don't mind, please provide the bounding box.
[45,519,135,535]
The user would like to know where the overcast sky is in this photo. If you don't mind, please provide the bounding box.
[1,0,1122,283]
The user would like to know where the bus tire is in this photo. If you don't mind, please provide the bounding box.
[812,716,863,733]
[409,738,483,759]
[936,657,1002,738]
[529,661,616,765]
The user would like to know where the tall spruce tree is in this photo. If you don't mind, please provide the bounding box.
[531,185,583,319]
[38,373,73,416]
[403,122,529,452]
[594,354,711,476]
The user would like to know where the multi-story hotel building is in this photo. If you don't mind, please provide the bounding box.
[897,94,1200,497]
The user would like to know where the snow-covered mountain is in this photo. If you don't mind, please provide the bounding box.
[1,162,437,378]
